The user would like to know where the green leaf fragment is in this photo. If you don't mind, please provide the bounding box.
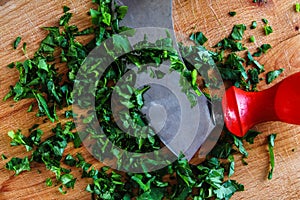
[228,155,235,177]
[7,62,15,68]
[253,44,272,57]
[261,44,272,53]
[46,178,53,186]
[59,12,72,26]
[250,21,257,29]
[22,42,27,54]
[27,103,34,112]
[266,68,284,84]
[189,32,208,45]
[58,185,67,194]
[233,135,248,157]
[262,18,269,24]
[64,154,77,166]
[244,130,261,144]
[34,92,57,122]
[5,157,31,175]
[214,180,244,199]
[267,134,277,180]
[264,25,273,35]
[117,6,128,20]
[296,3,300,12]
[1,154,7,160]
[13,36,22,49]
[229,11,237,16]
[230,24,246,40]
[63,6,70,13]
[60,173,76,188]
[249,35,255,42]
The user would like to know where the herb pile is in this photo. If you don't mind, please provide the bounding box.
[3,0,283,199]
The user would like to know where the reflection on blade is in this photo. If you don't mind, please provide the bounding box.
[119,0,172,29]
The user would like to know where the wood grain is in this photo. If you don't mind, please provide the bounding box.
[0,0,299,199]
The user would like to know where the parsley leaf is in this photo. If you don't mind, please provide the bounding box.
[267,134,277,179]
[229,11,237,16]
[230,24,247,40]
[13,36,22,49]
[264,25,273,35]
[5,157,31,175]
[250,21,257,29]
[1,154,7,160]
[296,3,300,12]
[46,178,53,186]
[253,44,272,57]
[189,32,208,45]
[266,68,284,84]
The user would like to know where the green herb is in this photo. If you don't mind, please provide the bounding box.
[244,130,261,144]
[7,62,15,68]
[233,135,248,157]
[63,6,70,13]
[46,178,53,186]
[13,36,22,49]
[60,174,76,188]
[230,24,247,40]
[250,21,257,29]
[296,3,300,12]
[27,103,34,112]
[64,154,77,166]
[1,154,7,160]
[229,11,237,16]
[5,157,31,175]
[249,35,255,42]
[262,18,268,24]
[22,42,27,54]
[266,68,284,84]
[267,134,277,179]
[58,185,67,194]
[228,155,235,177]
[247,51,265,73]
[253,44,272,57]
[264,25,273,35]
[189,32,208,45]
[4,1,279,199]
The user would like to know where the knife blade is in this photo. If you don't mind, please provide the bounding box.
[118,0,224,162]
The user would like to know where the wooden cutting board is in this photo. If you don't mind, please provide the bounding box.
[0,0,299,199]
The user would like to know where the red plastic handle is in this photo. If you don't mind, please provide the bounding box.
[222,72,300,137]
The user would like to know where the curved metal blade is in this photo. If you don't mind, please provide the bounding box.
[119,0,172,29]
[117,0,223,161]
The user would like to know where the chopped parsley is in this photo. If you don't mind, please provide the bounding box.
[5,157,31,175]
[249,35,255,42]
[266,68,284,84]
[22,42,27,54]
[189,31,208,45]
[267,134,277,179]
[264,25,273,35]
[13,36,22,49]
[230,24,247,40]
[1,154,7,160]
[262,18,269,24]
[253,44,272,57]
[296,3,300,12]
[46,178,53,187]
[250,21,257,29]
[4,0,285,199]
[229,11,237,16]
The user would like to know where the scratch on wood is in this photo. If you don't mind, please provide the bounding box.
[206,0,227,35]
[283,50,292,70]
